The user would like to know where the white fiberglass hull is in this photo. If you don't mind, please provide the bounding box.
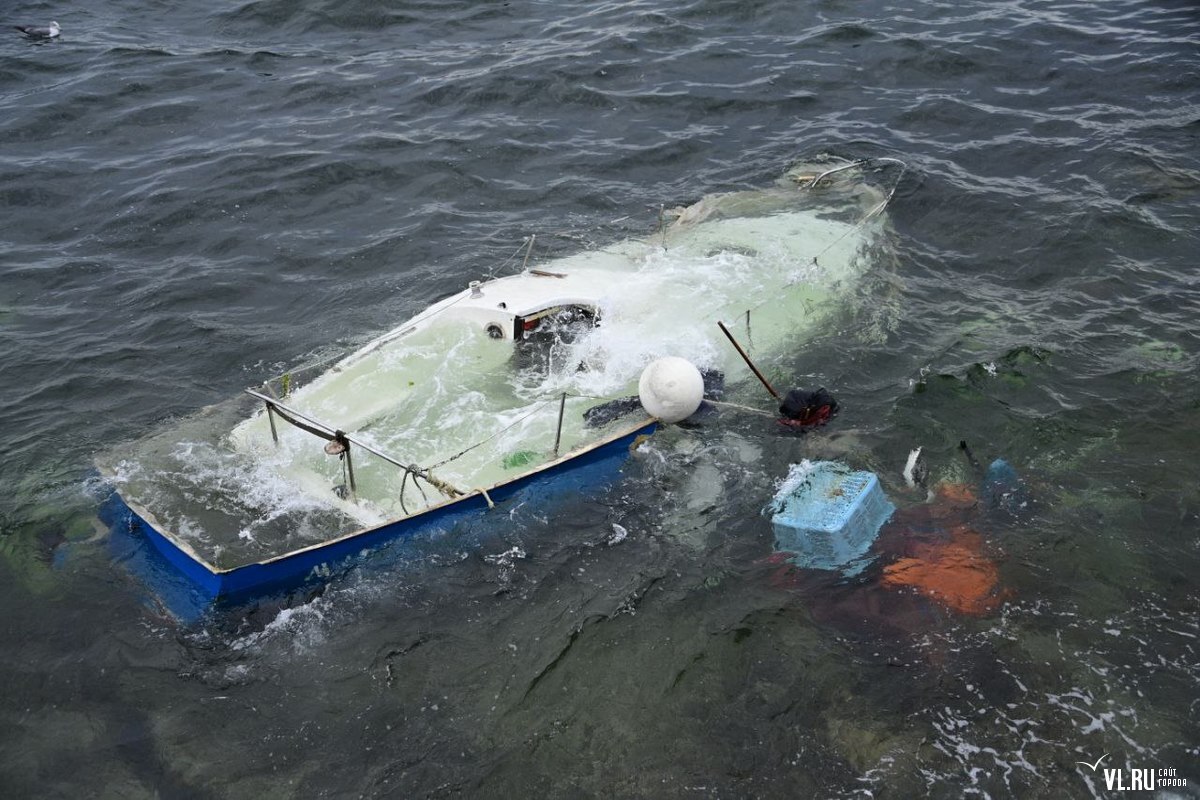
[102,159,899,572]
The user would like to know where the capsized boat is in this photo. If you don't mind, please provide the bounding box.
[97,157,905,614]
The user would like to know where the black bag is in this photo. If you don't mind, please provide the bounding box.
[779,387,839,425]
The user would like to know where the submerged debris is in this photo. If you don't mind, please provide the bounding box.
[881,525,1009,615]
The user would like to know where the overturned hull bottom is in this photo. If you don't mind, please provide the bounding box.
[101,419,658,621]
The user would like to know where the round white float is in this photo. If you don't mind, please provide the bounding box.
[638,357,704,424]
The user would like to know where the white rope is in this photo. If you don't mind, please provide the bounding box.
[709,399,776,418]
[426,398,556,470]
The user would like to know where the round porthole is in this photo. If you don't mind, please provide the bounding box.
[486,323,505,340]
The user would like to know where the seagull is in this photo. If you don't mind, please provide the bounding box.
[14,21,60,39]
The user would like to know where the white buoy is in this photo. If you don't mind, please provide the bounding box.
[638,357,704,424]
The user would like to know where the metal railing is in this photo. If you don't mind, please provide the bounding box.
[245,389,467,505]
[245,387,577,514]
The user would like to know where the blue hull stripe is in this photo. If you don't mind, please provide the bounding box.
[103,419,657,613]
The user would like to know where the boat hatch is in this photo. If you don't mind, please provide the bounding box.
[514,304,599,340]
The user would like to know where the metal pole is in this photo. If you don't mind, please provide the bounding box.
[521,234,536,270]
[717,320,781,401]
[244,388,465,497]
[341,434,357,496]
[552,392,567,458]
[265,401,279,445]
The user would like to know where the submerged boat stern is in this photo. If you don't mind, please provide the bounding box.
[101,415,658,620]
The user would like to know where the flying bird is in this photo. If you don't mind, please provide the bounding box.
[14,21,60,39]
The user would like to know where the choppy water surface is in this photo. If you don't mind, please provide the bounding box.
[2,0,1198,797]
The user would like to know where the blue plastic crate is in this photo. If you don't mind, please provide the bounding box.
[767,461,894,573]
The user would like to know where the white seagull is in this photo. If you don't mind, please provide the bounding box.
[14,21,60,39]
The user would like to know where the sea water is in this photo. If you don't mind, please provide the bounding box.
[2,1,1197,796]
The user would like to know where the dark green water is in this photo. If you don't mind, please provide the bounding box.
[1,0,1197,796]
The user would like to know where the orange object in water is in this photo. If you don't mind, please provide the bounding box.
[935,482,977,507]
[881,526,1008,615]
